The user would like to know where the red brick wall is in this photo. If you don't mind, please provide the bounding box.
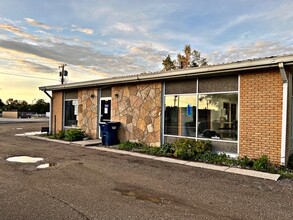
[239,69,283,164]
[52,91,63,134]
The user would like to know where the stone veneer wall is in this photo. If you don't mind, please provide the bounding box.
[111,82,162,146]
[78,88,98,139]
[239,69,283,164]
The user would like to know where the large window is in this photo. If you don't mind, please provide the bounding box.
[64,100,78,127]
[164,95,197,137]
[198,93,238,141]
[164,93,238,141]
[64,91,78,127]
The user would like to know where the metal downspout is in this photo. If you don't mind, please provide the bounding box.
[43,90,52,134]
[279,63,288,165]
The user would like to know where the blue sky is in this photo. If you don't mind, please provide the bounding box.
[0,0,293,102]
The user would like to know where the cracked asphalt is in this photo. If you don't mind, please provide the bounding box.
[0,121,293,219]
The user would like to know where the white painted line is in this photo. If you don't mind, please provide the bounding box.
[225,167,280,181]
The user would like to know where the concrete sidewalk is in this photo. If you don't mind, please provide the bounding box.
[25,134,280,181]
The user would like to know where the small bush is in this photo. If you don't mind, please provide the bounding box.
[139,146,160,155]
[172,138,211,160]
[199,151,235,165]
[278,168,293,179]
[56,130,65,140]
[237,156,254,168]
[252,155,274,172]
[118,141,145,151]
[63,129,86,141]
[157,143,174,156]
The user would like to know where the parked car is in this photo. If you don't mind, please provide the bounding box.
[18,112,32,118]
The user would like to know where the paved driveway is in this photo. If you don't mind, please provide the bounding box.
[0,122,293,219]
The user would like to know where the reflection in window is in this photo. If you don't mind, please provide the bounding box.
[65,100,78,127]
[164,95,197,137]
[198,93,238,141]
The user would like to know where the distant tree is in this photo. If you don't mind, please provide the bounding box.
[162,44,208,71]
[0,99,4,110]
[31,99,49,114]
[3,98,49,113]
[162,55,176,71]
[5,98,19,110]
[177,44,191,69]
[18,100,29,112]
[190,49,208,67]
[5,99,29,111]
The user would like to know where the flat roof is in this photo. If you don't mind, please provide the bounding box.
[40,54,293,91]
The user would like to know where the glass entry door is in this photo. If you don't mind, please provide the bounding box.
[100,99,111,123]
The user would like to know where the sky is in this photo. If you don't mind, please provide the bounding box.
[0,0,293,103]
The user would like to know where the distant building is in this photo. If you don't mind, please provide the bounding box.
[2,110,18,118]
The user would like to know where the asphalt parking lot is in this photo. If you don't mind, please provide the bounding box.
[0,121,293,219]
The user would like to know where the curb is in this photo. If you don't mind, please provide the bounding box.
[87,146,280,181]
[24,135,280,181]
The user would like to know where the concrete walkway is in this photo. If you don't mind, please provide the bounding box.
[25,135,280,181]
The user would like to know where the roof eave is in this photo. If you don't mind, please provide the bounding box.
[39,54,293,91]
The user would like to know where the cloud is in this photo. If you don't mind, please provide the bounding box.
[71,24,94,34]
[17,60,56,73]
[113,22,134,32]
[24,18,52,29]
[207,40,293,65]
[0,23,37,40]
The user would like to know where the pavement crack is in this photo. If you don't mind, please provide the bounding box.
[32,187,90,220]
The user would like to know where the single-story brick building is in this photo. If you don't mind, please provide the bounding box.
[40,55,293,165]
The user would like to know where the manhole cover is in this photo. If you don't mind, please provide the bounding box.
[6,156,43,163]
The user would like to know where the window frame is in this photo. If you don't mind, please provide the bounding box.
[163,91,239,144]
[63,98,78,128]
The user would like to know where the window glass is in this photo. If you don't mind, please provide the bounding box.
[198,93,238,141]
[65,100,78,127]
[164,95,197,137]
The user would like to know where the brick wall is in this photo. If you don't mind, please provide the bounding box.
[52,91,63,134]
[239,69,283,164]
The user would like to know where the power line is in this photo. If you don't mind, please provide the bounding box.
[0,72,58,81]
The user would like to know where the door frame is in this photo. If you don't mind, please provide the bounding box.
[98,96,112,138]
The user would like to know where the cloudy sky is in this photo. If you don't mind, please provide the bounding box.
[0,0,293,102]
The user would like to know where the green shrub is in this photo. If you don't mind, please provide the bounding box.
[199,151,235,165]
[118,141,145,151]
[172,138,211,160]
[252,155,274,172]
[288,154,293,169]
[63,129,86,141]
[157,143,174,156]
[237,156,254,168]
[56,130,65,140]
[139,146,160,155]
[278,168,293,179]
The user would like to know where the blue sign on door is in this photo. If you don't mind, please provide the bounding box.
[187,104,192,116]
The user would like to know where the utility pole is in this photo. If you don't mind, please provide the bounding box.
[59,64,68,84]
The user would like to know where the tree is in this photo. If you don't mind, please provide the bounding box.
[162,55,176,71]
[190,49,208,67]
[31,99,49,114]
[0,99,4,110]
[162,44,208,71]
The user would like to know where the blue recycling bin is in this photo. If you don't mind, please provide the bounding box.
[99,122,120,145]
